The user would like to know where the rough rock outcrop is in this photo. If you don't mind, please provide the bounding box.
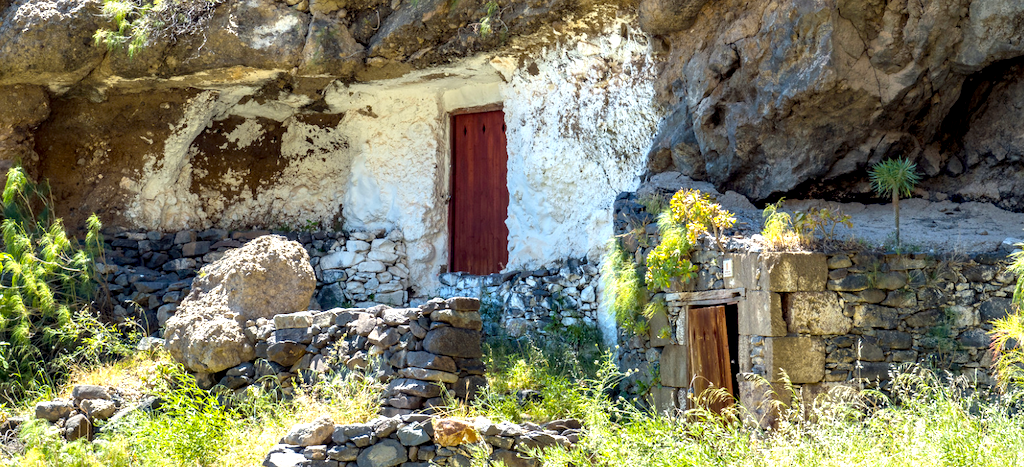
[645,0,1024,207]
[0,0,578,89]
[0,0,108,87]
[0,84,48,173]
[163,234,315,373]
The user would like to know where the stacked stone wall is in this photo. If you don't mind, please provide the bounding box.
[96,228,411,334]
[611,192,1016,412]
[225,298,487,416]
[436,258,602,339]
[265,414,580,467]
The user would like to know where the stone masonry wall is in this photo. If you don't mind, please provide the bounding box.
[611,191,1016,414]
[265,414,581,467]
[199,298,485,416]
[436,258,602,339]
[96,228,411,335]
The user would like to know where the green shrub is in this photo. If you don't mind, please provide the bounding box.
[602,238,647,334]
[0,168,126,403]
[644,220,696,290]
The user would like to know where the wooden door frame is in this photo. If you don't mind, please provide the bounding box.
[446,105,507,274]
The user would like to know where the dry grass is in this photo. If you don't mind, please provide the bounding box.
[59,350,173,400]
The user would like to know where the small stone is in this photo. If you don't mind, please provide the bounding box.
[398,367,459,383]
[430,309,483,331]
[303,445,328,460]
[35,400,73,422]
[64,414,92,442]
[275,311,314,330]
[328,445,359,461]
[281,416,334,446]
[81,399,117,420]
[396,425,429,447]
[72,385,111,402]
[356,438,407,467]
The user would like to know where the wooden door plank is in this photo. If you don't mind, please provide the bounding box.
[687,305,734,413]
[450,110,509,275]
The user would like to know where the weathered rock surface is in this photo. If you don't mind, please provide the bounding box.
[0,0,108,87]
[281,416,334,446]
[646,0,1024,208]
[0,0,577,89]
[164,235,315,373]
[0,84,48,172]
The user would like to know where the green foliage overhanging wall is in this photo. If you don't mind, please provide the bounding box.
[604,189,735,335]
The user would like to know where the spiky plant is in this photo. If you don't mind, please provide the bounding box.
[869,157,921,248]
[0,167,123,402]
[990,242,1024,390]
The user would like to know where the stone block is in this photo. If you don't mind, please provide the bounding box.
[649,386,677,415]
[980,298,1012,323]
[724,253,759,290]
[763,253,827,292]
[827,274,870,292]
[904,309,944,328]
[739,291,786,336]
[959,329,990,348]
[785,292,851,335]
[951,305,978,328]
[660,345,687,388]
[423,327,482,358]
[881,289,917,308]
[827,255,853,269]
[852,305,899,329]
[855,362,891,381]
[875,330,913,350]
[647,309,671,347]
[275,311,313,330]
[799,382,858,419]
[738,379,788,428]
[874,272,907,290]
[765,337,825,383]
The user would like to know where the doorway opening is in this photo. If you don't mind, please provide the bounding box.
[687,303,740,412]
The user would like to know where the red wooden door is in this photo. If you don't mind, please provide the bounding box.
[450,110,509,275]
[687,305,734,413]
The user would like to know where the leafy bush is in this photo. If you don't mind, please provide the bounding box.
[0,168,126,403]
[644,221,696,290]
[644,189,734,290]
[667,189,736,251]
[761,200,801,251]
[761,201,854,251]
[990,240,1024,390]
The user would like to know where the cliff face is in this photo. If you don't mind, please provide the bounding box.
[5,0,1024,232]
[643,0,1024,209]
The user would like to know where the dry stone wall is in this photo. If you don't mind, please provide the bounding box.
[96,229,411,335]
[611,192,1015,414]
[436,258,602,340]
[232,298,487,416]
[265,415,581,467]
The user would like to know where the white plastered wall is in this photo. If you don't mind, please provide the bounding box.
[120,16,661,309]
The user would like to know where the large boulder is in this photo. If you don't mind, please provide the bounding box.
[164,235,315,373]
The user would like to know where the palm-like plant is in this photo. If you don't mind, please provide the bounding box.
[870,158,921,248]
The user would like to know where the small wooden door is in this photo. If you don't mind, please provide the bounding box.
[449,110,509,275]
[687,305,734,413]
